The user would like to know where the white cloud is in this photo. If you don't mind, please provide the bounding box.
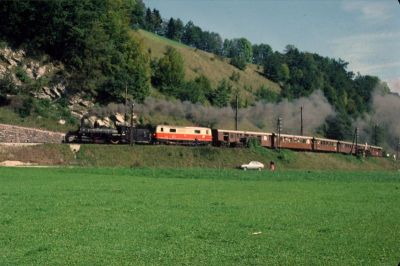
[330,31,400,80]
[341,1,393,22]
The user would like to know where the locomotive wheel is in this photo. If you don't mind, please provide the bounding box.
[65,133,77,143]
[110,137,120,144]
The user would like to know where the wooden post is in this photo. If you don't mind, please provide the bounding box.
[130,103,134,146]
[235,93,238,131]
[300,106,303,136]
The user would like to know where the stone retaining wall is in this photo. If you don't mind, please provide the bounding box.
[0,123,65,143]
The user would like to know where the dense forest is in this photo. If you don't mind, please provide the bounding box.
[0,0,393,144]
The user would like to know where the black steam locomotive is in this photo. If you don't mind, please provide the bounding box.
[65,125,153,144]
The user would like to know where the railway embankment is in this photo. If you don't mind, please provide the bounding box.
[0,123,65,143]
[0,143,397,171]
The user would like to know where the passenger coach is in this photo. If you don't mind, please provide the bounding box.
[272,134,313,151]
[212,129,272,147]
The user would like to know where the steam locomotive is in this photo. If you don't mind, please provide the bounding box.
[65,124,383,157]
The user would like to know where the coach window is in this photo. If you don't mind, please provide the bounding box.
[195,130,201,134]
[170,128,176,133]
[206,130,209,134]
[160,127,164,132]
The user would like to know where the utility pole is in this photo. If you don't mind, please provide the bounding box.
[130,103,134,146]
[235,93,239,131]
[374,124,378,146]
[300,106,303,136]
[397,137,399,160]
[355,127,359,156]
[350,127,359,156]
[124,83,128,123]
[277,117,282,150]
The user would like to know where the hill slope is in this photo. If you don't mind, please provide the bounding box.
[132,30,281,102]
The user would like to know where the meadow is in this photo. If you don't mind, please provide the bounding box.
[1,167,399,265]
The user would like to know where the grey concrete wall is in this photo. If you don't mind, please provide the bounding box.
[0,123,65,143]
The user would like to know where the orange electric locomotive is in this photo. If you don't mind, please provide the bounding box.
[153,125,212,145]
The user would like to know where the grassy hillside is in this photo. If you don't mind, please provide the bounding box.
[1,167,399,264]
[0,144,397,171]
[132,30,281,102]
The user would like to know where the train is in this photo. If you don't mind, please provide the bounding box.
[65,123,383,157]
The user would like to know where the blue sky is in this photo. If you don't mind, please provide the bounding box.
[144,0,400,92]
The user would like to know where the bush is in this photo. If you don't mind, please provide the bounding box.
[0,40,7,49]
[17,97,33,118]
[15,66,31,83]
[230,56,247,70]
[256,86,279,103]
[229,71,240,82]
[247,138,261,149]
[0,72,17,106]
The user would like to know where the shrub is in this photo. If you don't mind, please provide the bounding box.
[229,71,240,82]
[247,138,261,149]
[230,56,247,70]
[15,66,31,83]
[17,97,33,118]
[0,72,17,106]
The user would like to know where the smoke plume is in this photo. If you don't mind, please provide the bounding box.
[130,90,334,135]
[356,90,400,151]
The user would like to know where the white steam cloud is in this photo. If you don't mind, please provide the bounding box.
[356,90,400,150]
[132,90,334,135]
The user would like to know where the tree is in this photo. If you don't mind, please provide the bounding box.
[182,21,202,47]
[131,0,146,29]
[152,9,162,34]
[263,53,282,82]
[256,86,279,103]
[144,8,154,31]
[204,32,223,55]
[324,112,352,140]
[209,79,231,107]
[143,8,162,33]
[252,44,272,65]
[178,75,212,104]
[278,63,290,82]
[226,38,253,70]
[166,18,184,41]
[153,46,185,91]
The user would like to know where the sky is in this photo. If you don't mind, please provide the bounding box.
[144,0,400,93]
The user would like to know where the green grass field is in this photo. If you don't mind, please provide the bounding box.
[1,167,399,265]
